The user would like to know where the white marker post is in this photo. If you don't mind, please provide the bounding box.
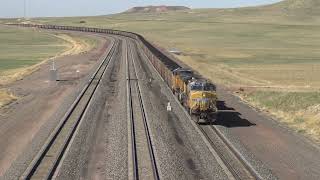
[76,70,80,79]
[50,59,58,81]
[167,102,172,111]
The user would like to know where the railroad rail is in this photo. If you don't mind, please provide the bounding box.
[136,42,261,180]
[10,23,261,179]
[126,40,160,180]
[198,124,259,180]
[20,40,119,180]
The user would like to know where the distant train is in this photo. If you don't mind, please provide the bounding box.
[8,23,218,122]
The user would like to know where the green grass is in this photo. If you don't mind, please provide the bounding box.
[0,25,100,107]
[0,26,66,72]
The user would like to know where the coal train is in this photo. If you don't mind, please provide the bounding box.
[8,23,218,122]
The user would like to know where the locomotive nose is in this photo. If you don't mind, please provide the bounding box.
[199,98,209,111]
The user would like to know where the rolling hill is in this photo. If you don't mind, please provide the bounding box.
[269,0,320,13]
[98,0,320,26]
[202,0,320,23]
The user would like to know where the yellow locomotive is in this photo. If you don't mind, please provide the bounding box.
[187,80,217,121]
[172,68,193,100]
[172,68,218,122]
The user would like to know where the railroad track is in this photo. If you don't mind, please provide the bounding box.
[197,124,259,180]
[126,40,160,180]
[20,39,119,180]
[136,41,260,180]
[12,23,259,179]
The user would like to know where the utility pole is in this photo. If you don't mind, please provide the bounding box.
[52,59,55,70]
[24,0,27,19]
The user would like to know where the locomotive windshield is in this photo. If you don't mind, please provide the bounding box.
[190,82,216,91]
[180,71,193,76]
[204,84,216,91]
[191,84,203,91]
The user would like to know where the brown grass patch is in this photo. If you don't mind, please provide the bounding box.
[53,34,92,56]
[238,91,320,143]
[0,64,41,86]
[0,89,17,108]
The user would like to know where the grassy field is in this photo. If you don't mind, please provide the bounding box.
[0,25,99,108]
[0,27,67,72]
[27,3,320,89]
[0,26,68,107]
[0,25,98,80]
[3,0,320,141]
[240,91,320,142]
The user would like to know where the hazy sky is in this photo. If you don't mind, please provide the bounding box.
[0,0,282,18]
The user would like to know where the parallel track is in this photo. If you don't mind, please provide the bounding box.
[197,124,258,180]
[21,40,119,180]
[13,24,260,179]
[126,40,160,180]
[136,41,260,180]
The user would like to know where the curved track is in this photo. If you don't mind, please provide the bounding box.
[136,40,260,180]
[20,39,118,180]
[126,40,160,180]
[9,24,264,180]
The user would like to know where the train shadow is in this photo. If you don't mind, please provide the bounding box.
[55,79,77,85]
[216,100,234,111]
[199,101,256,128]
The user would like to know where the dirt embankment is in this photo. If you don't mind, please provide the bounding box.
[0,90,17,109]
[54,34,92,56]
